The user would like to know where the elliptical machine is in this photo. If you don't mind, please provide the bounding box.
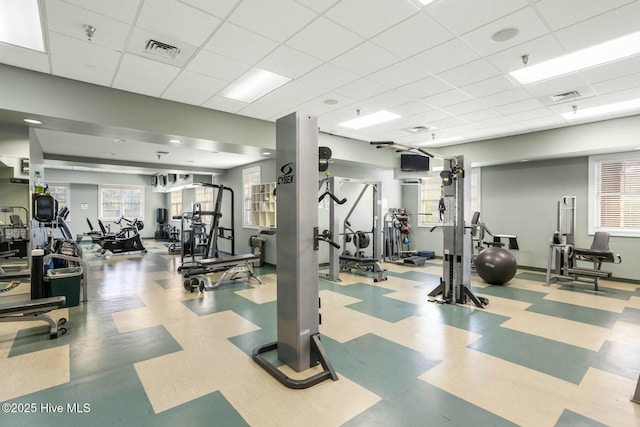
[97,216,146,255]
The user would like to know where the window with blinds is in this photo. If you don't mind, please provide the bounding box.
[590,152,640,236]
[418,168,481,227]
[195,186,214,214]
[243,166,261,227]
[170,190,182,218]
[99,185,144,220]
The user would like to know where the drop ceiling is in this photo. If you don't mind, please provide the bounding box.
[2,0,640,174]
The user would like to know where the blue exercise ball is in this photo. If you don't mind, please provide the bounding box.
[474,247,517,285]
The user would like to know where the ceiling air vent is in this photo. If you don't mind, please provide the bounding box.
[144,39,181,60]
[551,91,581,103]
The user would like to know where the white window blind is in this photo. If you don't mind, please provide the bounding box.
[195,186,214,214]
[590,152,640,236]
[170,190,182,218]
[99,185,144,220]
[243,166,261,227]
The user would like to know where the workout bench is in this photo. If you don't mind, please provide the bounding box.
[182,253,263,291]
[0,296,68,339]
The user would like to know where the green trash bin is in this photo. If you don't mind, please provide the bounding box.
[46,266,83,308]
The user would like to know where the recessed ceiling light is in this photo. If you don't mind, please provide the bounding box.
[510,30,640,85]
[220,68,290,103]
[561,98,640,120]
[23,118,42,125]
[324,99,338,105]
[338,111,401,130]
[0,0,45,52]
[262,152,271,155]
[521,159,529,162]
[492,28,519,43]
[113,138,127,143]
[169,139,181,144]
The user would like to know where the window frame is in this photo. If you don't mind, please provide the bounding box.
[170,189,182,218]
[588,151,640,237]
[47,183,70,220]
[417,167,481,227]
[242,166,261,228]
[98,185,145,221]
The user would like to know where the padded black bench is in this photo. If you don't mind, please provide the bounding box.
[0,296,68,339]
[182,253,263,291]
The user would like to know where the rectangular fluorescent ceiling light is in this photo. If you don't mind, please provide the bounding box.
[338,111,401,129]
[0,0,45,52]
[562,98,640,120]
[220,68,290,103]
[510,30,640,85]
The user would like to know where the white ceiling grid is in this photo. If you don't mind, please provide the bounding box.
[0,0,639,170]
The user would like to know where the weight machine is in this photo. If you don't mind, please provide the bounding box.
[253,112,338,389]
[428,155,488,308]
[321,177,386,282]
[545,196,621,291]
[96,216,146,255]
[383,208,426,266]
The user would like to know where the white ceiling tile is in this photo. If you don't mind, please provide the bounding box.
[51,56,114,87]
[442,99,488,116]
[258,45,323,79]
[521,115,567,131]
[162,71,228,105]
[583,55,640,84]
[437,60,501,88]
[591,72,640,95]
[332,42,400,76]
[360,91,413,112]
[367,62,426,88]
[458,109,502,122]
[372,12,454,59]
[426,0,529,35]
[460,75,517,98]
[534,0,636,31]
[478,88,532,107]
[408,38,480,74]
[45,0,131,50]
[422,90,473,108]
[391,101,434,117]
[333,78,388,100]
[228,0,317,42]
[294,0,339,13]
[49,32,121,70]
[325,0,417,39]
[555,1,640,51]
[486,34,564,73]
[201,95,248,114]
[494,98,546,115]
[294,92,355,118]
[429,116,468,129]
[286,17,363,61]
[186,50,250,81]
[396,76,454,99]
[204,22,278,63]
[137,0,222,46]
[112,73,168,97]
[298,63,359,91]
[0,43,50,73]
[407,109,454,124]
[117,53,181,83]
[258,80,326,110]
[60,0,141,23]
[460,7,549,56]
[504,107,555,122]
[180,0,242,18]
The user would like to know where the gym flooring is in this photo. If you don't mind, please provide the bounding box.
[1,241,639,426]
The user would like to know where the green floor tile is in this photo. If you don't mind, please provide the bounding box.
[468,328,596,384]
[526,299,619,328]
[473,284,547,304]
[555,409,609,427]
[591,340,640,380]
[428,303,509,334]
[69,324,183,379]
[619,307,640,325]
[557,283,635,300]
[515,271,547,283]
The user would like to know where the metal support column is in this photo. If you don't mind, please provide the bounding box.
[253,112,338,388]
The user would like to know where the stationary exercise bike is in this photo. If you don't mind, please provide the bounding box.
[97,216,146,255]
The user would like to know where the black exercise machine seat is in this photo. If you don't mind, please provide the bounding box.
[573,232,621,265]
[0,296,67,339]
